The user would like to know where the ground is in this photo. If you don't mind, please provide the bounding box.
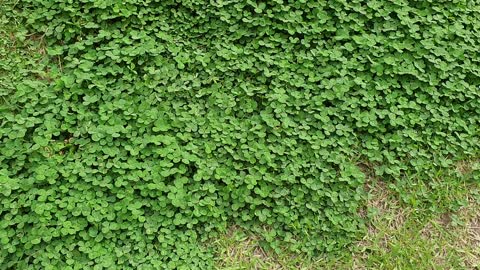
[1,4,479,270]
[213,160,480,269]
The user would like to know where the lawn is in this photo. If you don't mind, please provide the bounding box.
[1,1,479,269]
[213,166,480,269]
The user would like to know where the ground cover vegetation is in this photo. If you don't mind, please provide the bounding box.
[0,0,479,269]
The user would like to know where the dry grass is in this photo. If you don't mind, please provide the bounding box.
[212,226,344,270]
[213,226,293,270]
[438,194,480,269]
[356,181,409,252]
[455,159,480,176]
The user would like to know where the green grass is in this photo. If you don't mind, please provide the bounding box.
[213,188,479,270]
[212,160,480,270]
[0,1,49,105]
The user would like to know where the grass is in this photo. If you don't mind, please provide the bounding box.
[0,1,49,105]
[213,160,480,270]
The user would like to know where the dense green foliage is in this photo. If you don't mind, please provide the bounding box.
[1,0,479,268]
